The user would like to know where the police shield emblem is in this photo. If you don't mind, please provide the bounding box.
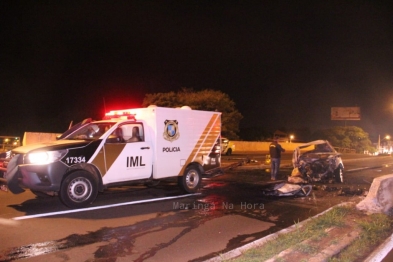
[163,120,180,142]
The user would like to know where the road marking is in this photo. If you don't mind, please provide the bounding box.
[346,167,371,172]
[12,193,201,221]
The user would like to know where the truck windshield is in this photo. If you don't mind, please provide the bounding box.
[67,123,115,140]
[57,118,92,140]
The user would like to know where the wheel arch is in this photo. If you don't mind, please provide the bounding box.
[64,163,104,191]
[187,161,204,175]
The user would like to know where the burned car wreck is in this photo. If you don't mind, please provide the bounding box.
[291,140,344,183]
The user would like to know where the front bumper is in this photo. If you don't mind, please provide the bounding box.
[5,154,69,194]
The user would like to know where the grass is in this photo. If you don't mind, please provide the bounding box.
[296,243,319,254]
[227,204,393,262]
[329,212,393,261]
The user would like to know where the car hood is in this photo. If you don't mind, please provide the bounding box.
[11,140,93,154]
[292,140,339,167]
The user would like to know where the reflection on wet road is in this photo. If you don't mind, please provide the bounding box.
[2,186,274,262]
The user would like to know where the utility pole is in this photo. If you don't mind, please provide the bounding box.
[378,134,381,154]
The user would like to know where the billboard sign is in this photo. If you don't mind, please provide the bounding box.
[331,107,361,120]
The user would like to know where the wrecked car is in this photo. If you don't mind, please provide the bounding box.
[292,140,344,183]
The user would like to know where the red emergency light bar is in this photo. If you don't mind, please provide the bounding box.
[104,109,136,120]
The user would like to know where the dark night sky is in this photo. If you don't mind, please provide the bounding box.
[1,1,393,141]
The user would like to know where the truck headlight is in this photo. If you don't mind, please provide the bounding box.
[27,150,68,165]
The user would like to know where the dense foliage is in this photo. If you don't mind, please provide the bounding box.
[142,88,243,139]
[312,126,376,153]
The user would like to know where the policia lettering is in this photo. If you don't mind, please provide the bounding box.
[126,156,146,167]
[163,147,180,152]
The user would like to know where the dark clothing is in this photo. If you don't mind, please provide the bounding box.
[271,158,281,180]
[269,141,285,158]
[269,141,285,180]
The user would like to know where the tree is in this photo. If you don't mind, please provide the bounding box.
[142,88,243,139]
[312,126,376,153]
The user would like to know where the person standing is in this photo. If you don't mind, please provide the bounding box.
[269,137,286,180]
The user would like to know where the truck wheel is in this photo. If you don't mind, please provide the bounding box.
[226,148,232,156]
[178,165,201,193]
[60,170,98,208]
[334,166,344,183]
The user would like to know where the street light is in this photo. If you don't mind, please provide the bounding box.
[289,135,294,143]
[378,135,391,154]
[384,135,391,154]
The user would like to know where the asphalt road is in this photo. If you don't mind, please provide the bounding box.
[0,153,392,261]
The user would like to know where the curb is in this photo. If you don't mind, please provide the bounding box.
[204,202,391,262]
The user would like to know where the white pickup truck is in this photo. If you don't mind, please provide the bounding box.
[3,106,222,208]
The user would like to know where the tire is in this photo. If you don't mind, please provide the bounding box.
[178,165,201,193]
[59,170,98,208]
[334,165,344,183]
[226,148,232,156]
[31,190,52,198]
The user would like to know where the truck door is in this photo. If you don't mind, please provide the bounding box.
[102,123,153,184]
